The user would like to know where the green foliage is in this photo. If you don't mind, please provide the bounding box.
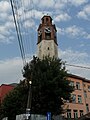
[23,56,73,115]
[0,56,73,119]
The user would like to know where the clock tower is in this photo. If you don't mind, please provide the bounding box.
[37,15,58,59]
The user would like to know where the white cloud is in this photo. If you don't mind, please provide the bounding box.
[0,1,11,13]
[0,1,15,43]
[65,25,82,37]
[86,34,90,39]
[0,57,23,85]
[60,49,88,63]
[0,21,15,43]
[57,25,90,40]
[20,0,88,11]
[54,13,71,22]
[37,0,54,8]
[59,49,90,79]
[68,0,88,6]
[77,4,90,20]
[23,20,35,28]
[20,0,55,10]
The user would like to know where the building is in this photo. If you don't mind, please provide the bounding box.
[64,74,90,119]
[37,15,58,59]
[0,84,15,104]
[37,15,90,120]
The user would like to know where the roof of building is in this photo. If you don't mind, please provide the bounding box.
[68,73,90,83]
[41,15,53,20]
[0,83,17,87]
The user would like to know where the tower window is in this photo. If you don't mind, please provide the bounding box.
[42,18,44,23]
[48,47,49,50]
[38,35,42,43]
[45,33,51,39]
[46,18,48,22]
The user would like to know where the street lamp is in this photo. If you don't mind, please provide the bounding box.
[26,80,32,120]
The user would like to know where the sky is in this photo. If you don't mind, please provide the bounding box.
[0,0,90,85]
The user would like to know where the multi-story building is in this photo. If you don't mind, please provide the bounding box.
[64,74,90,119]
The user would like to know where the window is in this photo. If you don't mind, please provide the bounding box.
[46,18,48,22]
[45,33,51,39]
[88,86,90,91]
[76,82,80,89]
[67,109,71,118]
[71,94,76,103]
[80,110,83,117]
[48,47,49,50]
[84,91,87,98]
[38,34,42,42]
[86,104,89,113]
[69,81,74,87]
[42,18,44,23]
[73,110,78,119]
[78,95,82,103]
[83,84,86,87]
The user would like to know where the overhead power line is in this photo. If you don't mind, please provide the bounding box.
[66,63,90,70]
[10,0,26,66]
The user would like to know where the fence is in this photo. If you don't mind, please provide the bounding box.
[2,114,64,120]
[16,114,46,120]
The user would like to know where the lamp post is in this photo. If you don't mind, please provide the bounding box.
[26,80,32,120]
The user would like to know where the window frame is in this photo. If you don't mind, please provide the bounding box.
[71,94,76,103]
[73,110,78,119]
[76,82,80,90]
[69,81,74,87]
[67,109,71,119]
[84,91,87,98]
[88,86,90,92]
[86,104,89,113]
[78,95,82,103]
[80,110,83,117]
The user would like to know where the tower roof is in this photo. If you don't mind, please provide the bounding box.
[41,15,52,20]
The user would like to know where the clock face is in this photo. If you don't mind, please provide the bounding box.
[44,27,51,33]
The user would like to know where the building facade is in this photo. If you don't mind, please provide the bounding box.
[64,74,90,119]
[37,15,58,59]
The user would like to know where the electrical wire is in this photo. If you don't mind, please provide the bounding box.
[13,0,26,65]
[18,0,35,59]
[27,0,35,56]
[20,0,31,59]
[66,63,90,70]
[10,0,26,66]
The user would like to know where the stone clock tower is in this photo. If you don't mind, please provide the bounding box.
[37,15,58,59]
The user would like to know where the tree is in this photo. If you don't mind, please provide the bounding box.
[0,81,28,120]
[0,56,73,119]
[23,56,73,115]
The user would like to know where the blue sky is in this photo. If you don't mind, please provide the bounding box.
[0,0,90,85]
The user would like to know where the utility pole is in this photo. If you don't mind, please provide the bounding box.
[25,80,32,120]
